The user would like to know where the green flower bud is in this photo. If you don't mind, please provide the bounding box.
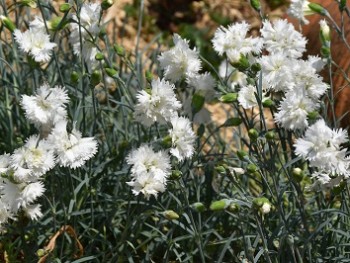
[162,135,172,148]
[210,199,231,211]
[246,163,258,174]
[59,3,71,12]
[237,150,248,161]
[0,16,16,32]
[332,181,346,195]
[71,71,79,84]
[248,128,259,141]
[219,93,238,103]
[170,170,182,180]
[224,117,242,127]
[319,19,331,43]
[215,165,226,174]
[265,131,275,141]
[307,111,319,121]
[191,202,206,213]
[251,63,261,73]
[321,46,330,57]
[250,0,261,11]
[113,44,125,56]
[228,202,240,213]
[95,52,104,61]
[231,54,250,71]
[20,0,37,8]
[262,98,275,108]
[90,70,101,86]
[339,0,346,11]
[308,3,327,15]
[163,210,180,220]
[36,249,47,257]
[101,0,114,10]
[253,197,271,214]
[48,17,68,31]
[192,93,205,114]
[105,68,118,78]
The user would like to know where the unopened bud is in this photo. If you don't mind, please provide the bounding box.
[237,150,248,161]
[246,163,258,174]
[191,202,206,213]
[170,170,182,180]
[250,0,261,12]
[71,71,79,84]
[48,17,68,31]
[262,98,274,108]
[59,3,71,12]
[319,19,331,43]
[210,199,231,211]
[95,53,104,61]
[265,131,275,141]
[90,70,101,86]
[308,3,327,15]
[101,0,114,10]
[163,210,180,220]
[113,44,125,56]
[162,135,172,148]
[20,0,37,8]
[145,71,154,82]
[292,167,304,182]
[219,93,238,103]
[215,165,226,174]
[248,128,259,141]
[105,68,118,78]
[0,16,16,32]
[231,54,250,71]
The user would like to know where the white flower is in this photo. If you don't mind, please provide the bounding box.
[126,145,171,199]
[70,2,101,71]
[158,34,201,82]
[307,55,326,72]
[186,72,216,100]
[274,92,317,130]
[212,21,263,62]
[287,0,313,25]
[261,19,307,59]
[10,135,55,182]
[259,53,293,92]
[238,84,258,109]
[21,83,69,128]
[1,179,45,213]
[0,154,11,174]
[294,119,350,176]
[23,204,43,221]
[169,116,196,161]
[134,78,182,126]
[48,120,98,169]
[0,200,11,225]
[14,26,57,62]
[261,202,271,214]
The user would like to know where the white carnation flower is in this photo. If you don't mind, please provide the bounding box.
[169,116,196,161]
[0,154,11,174]
[10,135,55,182]
[287,0,313,25]
[158,34,202,82]
[126,145,171,199]
[238,84,258,109]
[294,119,350,182]
[48,120,98,169]
[274,92,317,130]
[23,204,43,221]
[219,61,247,90]
[212,21,263,62]
[21,83,68,129]
[186,72,216,100]
[14,26,57,62]
[134,78,181,126]
[261,19,307,59]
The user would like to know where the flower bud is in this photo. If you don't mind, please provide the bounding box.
[339,0,346,11]
[20,0,37,8]
[71,71,79,84]
[246,163,258,174]
[0,16,16,32]
[307,111,319,121]
[250,0,261,12]
[162,135,172,148]
[262,98,274,108]
[308,3,327,15]
[209,199,231,211]
[231,54,250,71]
[95,52,104,61]
[48,17,68,31]
[170,170,182,180]
[319,19,331,43]
[248,128,259,141]
[36,249,46,257]
[252,197,271,214]
[237,150,248,161]
[59,3,71,12]
[228,202,240,213]
[191,202,206,213]
[105,68,118,78]
[219,93,238,103]
[215,165,226,174]
[224,117,242,127]
[101,0,114,10]
[251,63,261,73]
[163,210,180,220]
[265,131,275,141]
[113,44,125,56]
[90,70,101,86]
[332,181,346,195]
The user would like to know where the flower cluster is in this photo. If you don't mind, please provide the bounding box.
[0,83,98,226]
[14,16,57,62]
[69,2,102,71]
[294,119,350,186]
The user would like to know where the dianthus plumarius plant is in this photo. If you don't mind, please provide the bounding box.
[1,0,350,261]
